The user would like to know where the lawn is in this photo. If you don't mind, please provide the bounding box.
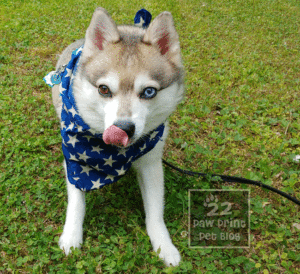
[0,0,300,273]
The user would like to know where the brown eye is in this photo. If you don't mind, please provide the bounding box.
[98,85,112,97]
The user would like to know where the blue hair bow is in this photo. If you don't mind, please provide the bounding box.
[134,9,152,28]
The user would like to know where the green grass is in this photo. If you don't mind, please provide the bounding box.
[1,0,300,273]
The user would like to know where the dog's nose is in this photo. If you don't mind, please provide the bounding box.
[113,121,135,139]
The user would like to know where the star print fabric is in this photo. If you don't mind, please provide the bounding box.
[44,45,165,192]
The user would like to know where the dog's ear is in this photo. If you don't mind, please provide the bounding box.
[143,12,181,63]
[85,7,119,52]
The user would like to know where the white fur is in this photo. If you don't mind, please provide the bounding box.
[132,123,181,266]
[73,72,184,141]
[140,81,184,133]
[58,12,183,265]
[60,122,181,266]
[73,78,106,132]
[60,72,183,265]
[96,71,120,94]
[134,74,160,92]
[59,161,85,255]
[103,98,119,130]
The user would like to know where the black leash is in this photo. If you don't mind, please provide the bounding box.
[162,159,300,206]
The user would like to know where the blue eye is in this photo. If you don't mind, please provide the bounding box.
[140,87,157,99]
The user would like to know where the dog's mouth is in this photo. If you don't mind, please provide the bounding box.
[103,125,131,147]
[103,121,137,148]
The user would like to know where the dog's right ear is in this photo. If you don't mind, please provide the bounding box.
[84,7,119,52]
[143,12,181,66]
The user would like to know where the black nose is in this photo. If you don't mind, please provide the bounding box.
[113,121,135,139]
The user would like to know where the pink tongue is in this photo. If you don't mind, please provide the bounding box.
[103,125,129,147]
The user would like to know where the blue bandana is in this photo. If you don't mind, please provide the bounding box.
[44,46,165,192]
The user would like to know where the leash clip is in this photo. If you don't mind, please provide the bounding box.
[57,64,67,74]
[51,64,67,85]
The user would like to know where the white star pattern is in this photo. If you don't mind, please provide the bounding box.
[77,125,83,132]
[80,165,93,175]
[105,174,115,182]
[135,17,145,27]
[64,104,69,113]
[69,153,78,161]
[91,178,105,189]
[91,146,103,154]
[78,150,91,162]
[68,106,77,117]
[140,143,147,152]
[150,131,159,140]
[115,166,126,176]
[128,156,133,162]
[66,122,74,131]
[103,155,116,167]
[84,135,93,142]
[61,121,66,129]
[59,84,66,95]
[89,128,97,135]
[65,68,72,78]
[62,138,67,147]
[117,148,127,157]
[67,134,79,148]
[92,164,103,171]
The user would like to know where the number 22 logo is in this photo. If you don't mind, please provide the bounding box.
[203,194,232,216]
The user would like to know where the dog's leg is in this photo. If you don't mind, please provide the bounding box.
[59,160,85,255]
[133,147,181,266]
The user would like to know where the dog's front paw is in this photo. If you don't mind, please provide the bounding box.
[59,230,83,255]
[156,242,181,267]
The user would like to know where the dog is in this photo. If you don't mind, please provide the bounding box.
[49,7,184,266]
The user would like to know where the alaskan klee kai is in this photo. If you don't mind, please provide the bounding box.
[50,7,184,266]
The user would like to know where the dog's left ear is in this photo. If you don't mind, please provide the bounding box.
[143,12,181,64]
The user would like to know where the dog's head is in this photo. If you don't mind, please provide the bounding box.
[73,7,184,147]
